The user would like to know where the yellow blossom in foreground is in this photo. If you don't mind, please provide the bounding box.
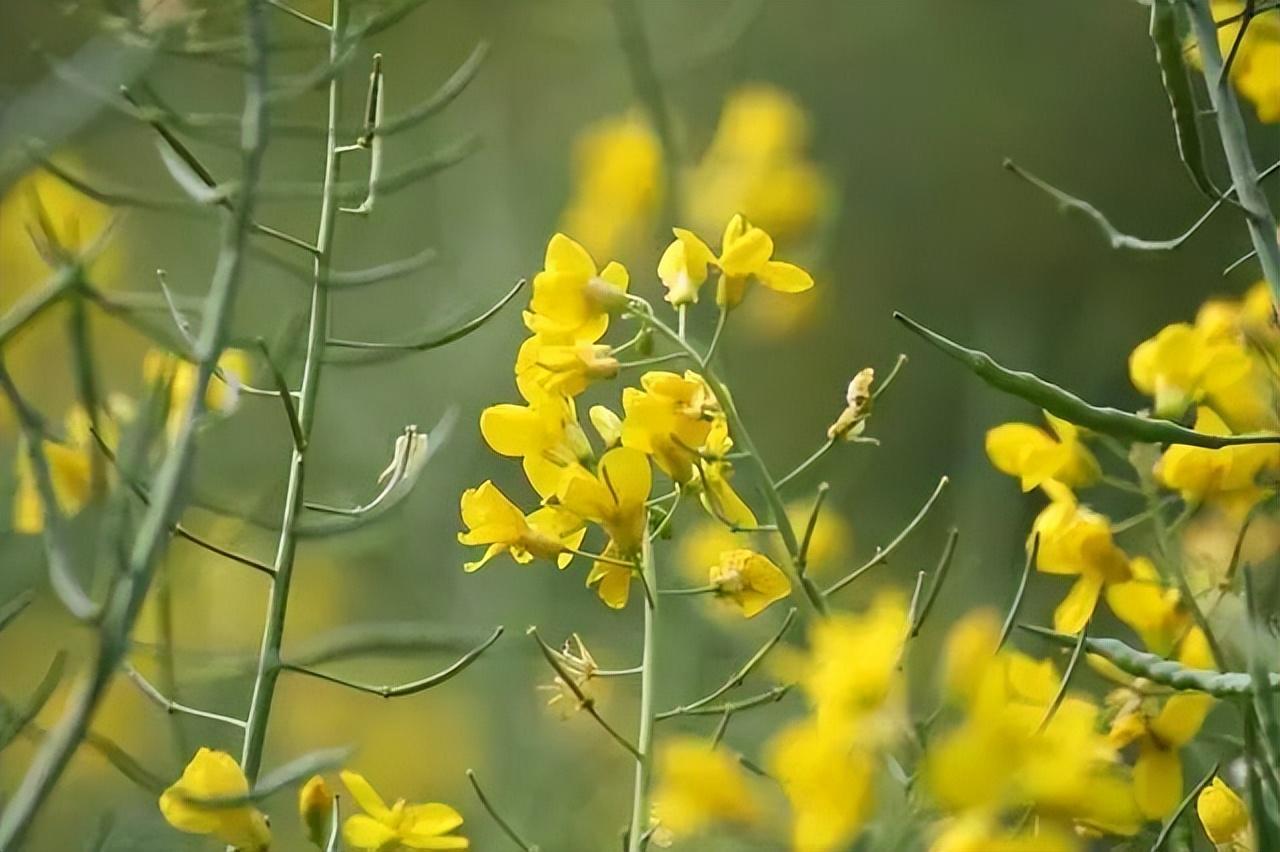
[621,370,718,484]
[693,417,756,528]
[1156,406,1279,516]
[525,233,628,343]
[559,113,662,258]
[766,717,875,852]
[939,609,1002,702]
[930,812,1080,852]
[985,411,1100,492]
[299,774,334,847]
[1128,322,1253,422]
[557,446,652,608]
[795,592,908,724]
[1031,481,1131,633]
[708,548,790,617]
[480,388,592,498]
[1108,692,1214,819]
[457,480,585,571]
[1198,776,1253,848]
[658,227,717,306]
[515,333,619,399]
[158,748,270,851]
[341,770,468,850]
[652,737,761,837]
[1211,1,1280,123]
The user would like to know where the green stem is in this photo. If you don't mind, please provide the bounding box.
[0,4,269,846]
[239,0,344,782]
[1188,0,1280,302]
[627,530,658,852]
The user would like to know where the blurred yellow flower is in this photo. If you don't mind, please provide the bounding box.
[651,737,760,837]
[480,389,592,498]
[1031,481,1131,633]
[525,233,628,343]
[13,406,95,534]
[766,717,875,852]
[1210,1,1280,123]
[143,347,251,440]
[708,548,790,617]
[457,480,585,571]
[1104,556,1190,656]
[985,411,1100,492]
[299,774,334,847]
[621,370,718,484]
[939,608,1001,702]
[158,748,271,851]
[1198,776,1253,848]
[1108,692,1214,819]
[782,499,852,577]
[560,113,662,258]
[340,770,469,850]
[930,812,1080,852]
[1155,406,1279,516]
[795,592,907,724]
[557,446,652,608]
[686,84,828,242]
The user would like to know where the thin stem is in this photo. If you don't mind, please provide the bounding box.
[627,530,659,852]
[997,534,1038,651]
[656,607,795,720]
[1189,0,1280,302]
[466,769,539,852]
[910,527,959,637]
[824,476,950,597]
[1036,622,1088,733]
[658,584,718,596]
[774,438,837,491]
[0,3,269,844]
[796,483,830,571]
[240,0,345,783]
[701,305,728,368]
[123,664,247,729]
[563,547,636,569]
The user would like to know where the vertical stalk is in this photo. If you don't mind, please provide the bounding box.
[627,529,658,852]
[239,0,345,781]
[1188,0,1280,301]
[0,3,270,846]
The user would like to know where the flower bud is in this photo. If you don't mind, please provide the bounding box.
[589,405,623,449]
[298,774,334,847]
[827,367,875,440]
[586,275,630,314]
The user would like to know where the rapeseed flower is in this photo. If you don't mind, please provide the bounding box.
[158,748,271,851]
[708,548,790,617]
[1198,776,1253,849]
[986,411,1100,492]
[621,370,718,484]
[480,388,592,498]
[1155,406,1279,516]
[340,770,468,850]
[525,233,628,343]
[651,737,760,838]
[457,480,585,571]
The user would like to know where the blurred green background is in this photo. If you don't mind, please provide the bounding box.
[2,0,1278,849]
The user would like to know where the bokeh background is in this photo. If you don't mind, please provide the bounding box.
[2,0,1278,849]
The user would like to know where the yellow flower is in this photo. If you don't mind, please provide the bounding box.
[660,214,814,310]
[299,774,334,847]
[938,608,1001,702]
[158,748,271,851]
[685,84,827,242]
[557,446,652,608]
[525,233,629,343]
[1108,692,1214,819]
[621,370,718,484]
[708,549,790,617]
[766,717,875,852]
[1156,406,1279,515]
[930,812,1081,852]
[515,333,619,399]
[13,406,95,534]
[1129,322,1253,421]
[560,113,662,258]
[480,388,592,498]
[457,480,585,571]
[588,404,623,449]
[985,411,1100,492]
[1198,776,1253,848]
[143,347,251,440]
[795,592,908,724]
[1210,1,1280,123]
[693,416,756,528]
[1104,557,1190,656]
[652,737,760,837]
[1031,482,1131,633]
[781,499,852,577]
[340,770,469,850]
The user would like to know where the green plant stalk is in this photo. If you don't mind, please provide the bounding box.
[1187,0,1280,301]
[641,308,827,616]
[239,0,345,782]
[0,3,270,845]
[627,530,658,852]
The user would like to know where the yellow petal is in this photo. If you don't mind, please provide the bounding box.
[718,224,773,278]
[340,770,392,821]
[544,232,595,276]
[404,802,464,836]
[755,260,813,293]
[343,814,399,850]
[1150,693,1213,747]
[479,404,543,457]
[1053,574,1103,634]
[597,446,652,510]
[1198,777,1250,844]
[1134,743,1182,819]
